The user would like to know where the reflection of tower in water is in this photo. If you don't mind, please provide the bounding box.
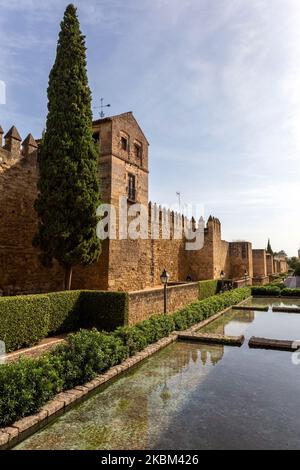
[200,345,224,367]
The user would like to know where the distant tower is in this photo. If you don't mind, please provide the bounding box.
[298,247,300,260]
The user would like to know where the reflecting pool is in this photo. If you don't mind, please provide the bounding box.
[15,341,300,450]
[243,297,300,309]
[200,298,300,341]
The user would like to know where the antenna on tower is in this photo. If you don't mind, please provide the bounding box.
[94,98,111,118]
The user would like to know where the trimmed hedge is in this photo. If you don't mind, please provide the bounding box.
[252,286,281,296]
[281,288,300,297]
[80,291,129,332]
[0,295,50,353]
[47,291,82,335]
[198,280,219,300]
[174,287,250,331]
[0,290,129,353]
[0,287,251,427]
[252,286,300,297]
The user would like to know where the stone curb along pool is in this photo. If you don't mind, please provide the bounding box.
[0,299,251,450]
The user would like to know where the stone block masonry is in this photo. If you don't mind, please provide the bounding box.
[0,113,287,296]
[128,282,200,325]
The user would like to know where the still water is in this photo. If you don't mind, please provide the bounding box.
[15,298,300,450]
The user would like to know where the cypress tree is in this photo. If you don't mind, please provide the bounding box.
[34,4,101,290]
[267,239,273,255]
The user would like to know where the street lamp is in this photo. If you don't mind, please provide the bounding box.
[160,269,170,314]
[220,271,225,292]
[244,270,248,286]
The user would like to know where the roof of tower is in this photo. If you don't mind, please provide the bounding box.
[0,126,3,135]
[22,134,38,148]
[93,111,149,145]
[4,125,22,141]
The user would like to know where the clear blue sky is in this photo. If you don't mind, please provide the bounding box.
[0,0,299,256]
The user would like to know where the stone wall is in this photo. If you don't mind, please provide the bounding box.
[266,253,274,275]
[128,282,199,325]
[253,249,267,277]
[0,115,280,296]
[229,242,253,279]
[252,249,269,285]
[0,128,65,295]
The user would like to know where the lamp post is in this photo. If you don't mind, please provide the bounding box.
[244,270,248,286]
[160,269,170,314]
[220,270,225,292]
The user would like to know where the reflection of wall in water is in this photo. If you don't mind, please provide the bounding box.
[231,311,255,323]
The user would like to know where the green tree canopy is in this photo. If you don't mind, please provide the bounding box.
[34,4,101,289]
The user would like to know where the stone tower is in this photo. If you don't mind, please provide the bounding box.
[73,112,150,291]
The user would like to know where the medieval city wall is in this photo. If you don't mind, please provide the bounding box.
[229,242,253,279]
[0,128,64,295]
[128,282,199,325]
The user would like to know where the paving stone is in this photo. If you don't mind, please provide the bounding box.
[0,427,18,440]
[41,399,64,417]
[55,393,75,406]
[74,386,89,395]
[0,432,9,446]
[64,389,84,399]
[12,415,39,433]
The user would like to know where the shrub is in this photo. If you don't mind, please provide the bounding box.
[114,326,148,356]
[268,282,284,290]
[80,291,129,332]
[0,290,129,353]
[252,286,281,296]
[0,287,251,427]
[173,287,251,331]
[198,280,219,300]
[0,295,50,352]
[281,288,300,297]
[50,329,128,389]
[0,355,63,426]
[47,291,82,335]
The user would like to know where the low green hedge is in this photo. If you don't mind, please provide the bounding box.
[174,287,250,331]
[252,286,300,297]
[0,295,50,353]
[0,290,129,353]
[281,288,300,297]
[0,287,250,427]
[198,280,220,300]
[47,291,82,335]
[252,286,281,296]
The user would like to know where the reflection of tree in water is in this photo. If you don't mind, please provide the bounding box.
[200,345,224,366]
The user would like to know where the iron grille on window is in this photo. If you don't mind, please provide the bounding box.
[128,174,136,201]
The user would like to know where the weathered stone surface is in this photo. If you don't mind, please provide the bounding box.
[0,114,286,302]
[178,332,245,346]
[0,432,9,446]
[232,305,268,312]
[41,399,64,417]
[12,415,39,433]
[0,426,19,440]
[249,337,298,351]
[273,307,300,313]
[74,386,89,395]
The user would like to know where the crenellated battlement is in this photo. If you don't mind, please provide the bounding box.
[0,112,275,295]
[148,201,207,241]
[0,125,38,164]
